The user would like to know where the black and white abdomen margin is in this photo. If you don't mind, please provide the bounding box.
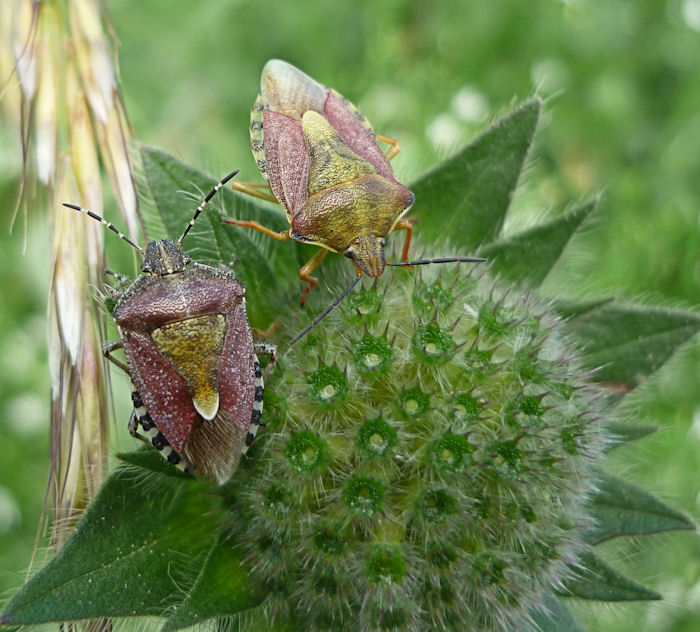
[244,357,265,450]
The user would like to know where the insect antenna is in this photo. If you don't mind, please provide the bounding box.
[387,256,487,267]
[63,203,143,253]
[291,275,362,346]
[178,170,239,244]
[104,269,130,283]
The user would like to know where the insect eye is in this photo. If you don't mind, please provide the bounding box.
[344,248,354,259]
[379,237,386,247]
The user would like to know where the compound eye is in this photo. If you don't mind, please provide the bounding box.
[379,237,387,247]
[344,248,355,259]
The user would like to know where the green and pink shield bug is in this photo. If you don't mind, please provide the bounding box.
[66,171,275,484]
[224,60,485,341]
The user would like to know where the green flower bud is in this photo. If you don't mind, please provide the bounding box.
[365,543,407,585]
[284,430,329,477]
[398,387,430,417]
[430,432,474,472]
[306,364,347,407]
[352,334,393,376]
[229,264,611,631]
[356,417,398,458]
[413,321,456,365]
[343,476,385,517]
[346,287,383,324]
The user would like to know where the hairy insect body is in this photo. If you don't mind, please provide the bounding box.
[67,170,272,485]
[113,259,258,484]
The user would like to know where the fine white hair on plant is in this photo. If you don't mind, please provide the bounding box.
[228,261,612,631]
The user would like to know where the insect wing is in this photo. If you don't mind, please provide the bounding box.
[323,90,394,181]
[260,109,310,216]
[217,299,256,428]
[122,328,198,452]
[183,300,256,483]
[260,59,327,119]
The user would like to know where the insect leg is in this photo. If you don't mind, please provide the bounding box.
[104,268,130,284]
[103,339,130,374]
[231,180,278,203]
[222,218,291,242]
[376,134,402,161]
[252,322,281,339]
[254,343,278,377]
[104,269,131,298]
[299,249,329,306]
[127,410,148,443]
[393,217,417,263]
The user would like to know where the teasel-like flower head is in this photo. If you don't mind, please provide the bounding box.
[230,263,611,631]
[1,0,139,552]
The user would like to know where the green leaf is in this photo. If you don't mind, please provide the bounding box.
[529,594,584,632]
[140,145,298,323]
[117,447,194,478]
[554,297,614,319]
[163,538,262,631]
[409,98,540,250]
[583,471,694,544]
[560,550,661,601]
[480,199,596,286]
[1,465,220,625]
[604,423,657,451]
[564,303,700,389]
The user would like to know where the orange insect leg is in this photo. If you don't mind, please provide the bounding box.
[222,218,291,242]
[232,180,278,203]
[377,134,401,161]
[298,249,329,306]
[393,217,417,263]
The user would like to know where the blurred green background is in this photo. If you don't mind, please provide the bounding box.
[1,1,698,630]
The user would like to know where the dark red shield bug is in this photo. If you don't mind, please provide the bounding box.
[65,171,275,484]
[223,59,485,342]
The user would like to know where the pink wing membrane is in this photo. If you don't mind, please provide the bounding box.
[124,329,197,452]
[263,110,310,215]
[218,301,256,435]
[323,91,395,182]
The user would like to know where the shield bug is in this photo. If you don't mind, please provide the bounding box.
[224,59,485,323]
[65,171,275,484]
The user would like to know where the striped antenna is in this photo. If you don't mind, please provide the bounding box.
[63,203,143,253]
[291,275,362,346]
[178,170,239,244]
[387,256,487,267]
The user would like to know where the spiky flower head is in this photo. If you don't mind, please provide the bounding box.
[228,262,610,631]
